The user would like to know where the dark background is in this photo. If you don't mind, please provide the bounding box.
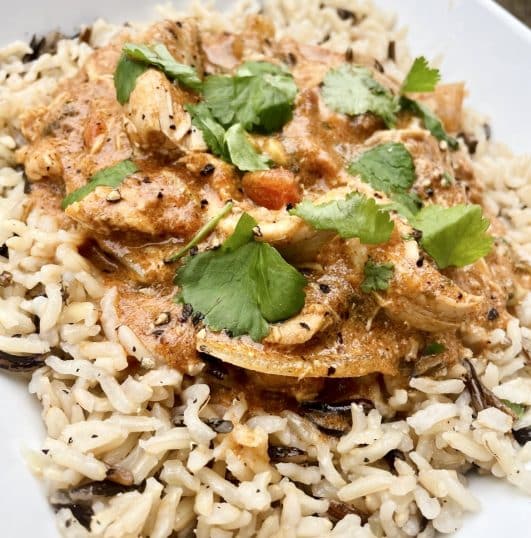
[497,0,531,26]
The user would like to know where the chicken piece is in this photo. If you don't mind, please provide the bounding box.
[264,304,335,345]
[201,32,241,71]
[111,280,201,374]
[368,229,482,332]
[83,39,124,81]
[415,83,466,134]
[123,69,194,154]
[282,89,382,185]
[196,241,422,378]
[19,138,63,181]
[242,168,301,210]
[64,162,205,238]
[359,128,485,208]
[178,152,242,203]
[196,310,420,378]
[141,19,204,76]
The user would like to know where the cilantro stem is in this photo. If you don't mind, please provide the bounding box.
[165,202,233,263]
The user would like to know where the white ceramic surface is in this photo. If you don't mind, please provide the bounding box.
[1,1,530,536]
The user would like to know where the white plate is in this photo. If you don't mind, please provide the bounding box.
[1,1,530,536]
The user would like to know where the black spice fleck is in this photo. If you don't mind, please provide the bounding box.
[200,163,216,176]
[327,366,336,376]
[487,308,499,321]
[416,256,424,268]
[388,40,396,61]
[180,303,193,322]
[189,246,198,256]
[374,59,384,73]
[319,283,331,294]
[192,312,204,325]
[345,46,353,62]
[299,322,311,330]
[336,8,357,22]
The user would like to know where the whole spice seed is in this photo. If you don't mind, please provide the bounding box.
[154,312,170,326]
[106,189,121,202]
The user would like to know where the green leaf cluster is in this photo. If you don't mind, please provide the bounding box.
[175,213,307,341]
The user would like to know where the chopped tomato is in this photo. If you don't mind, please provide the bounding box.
[242,168,301,210]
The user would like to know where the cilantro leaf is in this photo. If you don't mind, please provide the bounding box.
[123,43,202,90]
[225,124,271,171]
[165,202,234,263]
[186,103,227,159]
[202,61,297,133]
[62,160,138,209]
[361,261,394,293]
[422,342,446,356]
[114,55,148,105]
[412,204,493,268]
[290,192,394,244]
[322,65,400,127]
[114,43,202,104]
[175,213,307,341]
[385,192,423,219]
[501,400,526,419]
[186,106,270,172]
[348,142,415,194]
[401,56,441,93]
[400,97,458,149]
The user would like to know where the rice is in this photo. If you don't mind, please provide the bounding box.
[1,0,530,536]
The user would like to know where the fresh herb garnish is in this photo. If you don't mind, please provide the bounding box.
[412,204,493,268]
[361,261,395,293]
[348,142,415,194]
[186,104,270,171]
[322,65,400,127]
[501,400,526,419]
[422,342,446,356]
[385,192,423,218]
[202,61,298,133]
[61,160,138,209]
[165,202,234,263]
[398,57,458,149]
[186,103,227,158]
[348,142,421,217]
[224,124,271,171]
[400,97,458,149]
[114,43,202,104]
[290,192,394,244]
[401,56,441,93]
[114,56,148,105]
[174,213,306,341]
